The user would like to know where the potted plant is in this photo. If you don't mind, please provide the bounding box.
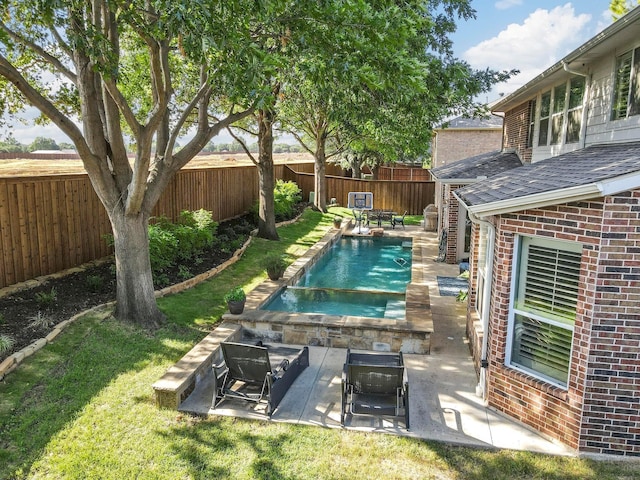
[261,253,287,281]
[333,216,343,229]
[224,286,246,314]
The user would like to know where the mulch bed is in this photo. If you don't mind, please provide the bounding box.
[0,214,262,363]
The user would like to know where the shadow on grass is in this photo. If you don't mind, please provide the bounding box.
[0,310,204,477]
[162,418,301,479]
[0,209,332,478]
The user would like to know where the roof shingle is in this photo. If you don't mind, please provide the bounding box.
[456,142,640,207]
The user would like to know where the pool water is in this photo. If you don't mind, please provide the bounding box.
[261,237,412,319]
[298,237,411,292]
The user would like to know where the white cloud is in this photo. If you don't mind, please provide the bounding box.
[464,4,592,96]
[495,0,523,11]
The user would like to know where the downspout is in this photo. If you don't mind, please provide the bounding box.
[456,197,495,401]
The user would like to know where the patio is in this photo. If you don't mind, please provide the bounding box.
[174,226,576,456]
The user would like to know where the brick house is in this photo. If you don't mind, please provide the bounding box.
[429,115,503,261]
[447,7,640,456]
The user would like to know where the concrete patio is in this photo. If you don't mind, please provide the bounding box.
[176,226,576,456]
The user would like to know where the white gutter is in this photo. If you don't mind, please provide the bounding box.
[453,191,494,401]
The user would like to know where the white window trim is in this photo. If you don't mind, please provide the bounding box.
[505,236,581,389]
[610,46,640,121]
[535,76,587,151]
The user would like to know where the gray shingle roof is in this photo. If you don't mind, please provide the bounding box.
[435,114,503,130]
[430,150,522,182]
[456,142,640,208]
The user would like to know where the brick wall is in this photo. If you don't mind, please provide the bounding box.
[580,190,640,456]
[432,129,502,168]
[477,193,640,455]
[502,102,533,164]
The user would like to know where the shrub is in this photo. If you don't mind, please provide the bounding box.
[274,180,302,221]
[261,253,287,280]
[29,311,55,329]
[85,274,104,292]
[0,334,15,354]
[35,288,57,308]
[146,209,218,282]
[223,286,246,303]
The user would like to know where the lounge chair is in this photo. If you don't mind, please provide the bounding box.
[212,341,309,417]
[341,349,409,429]
[392,211,407,229]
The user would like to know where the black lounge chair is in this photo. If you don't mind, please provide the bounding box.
[212,341,309,417]
[341,349,409,429]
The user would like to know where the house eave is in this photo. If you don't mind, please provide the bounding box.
[457,184,602,217]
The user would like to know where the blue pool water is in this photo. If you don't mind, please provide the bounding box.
[262,237,412,319]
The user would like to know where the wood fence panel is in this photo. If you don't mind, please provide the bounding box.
[2,160,417,289]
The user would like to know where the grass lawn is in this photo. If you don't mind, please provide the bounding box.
[1,208,639,479]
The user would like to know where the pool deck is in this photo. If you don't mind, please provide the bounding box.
[176,225,576,456]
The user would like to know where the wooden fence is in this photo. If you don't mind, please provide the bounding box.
[282,166,435,216]
[0,161,434,289]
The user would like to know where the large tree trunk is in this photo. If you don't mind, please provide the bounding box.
[110,211,165,329]
[257,109,279,240]
[314,140,327,212]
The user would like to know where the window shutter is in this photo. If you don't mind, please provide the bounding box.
[522,245,581,322]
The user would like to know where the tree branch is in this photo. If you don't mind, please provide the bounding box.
[0,21,77,83]
[227,125,258,166]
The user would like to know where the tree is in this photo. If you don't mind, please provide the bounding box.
[0,134,24,153]
[28,136,59,151]
[280,1,514,212]
[610,0,639,20]
[0,2,286,328]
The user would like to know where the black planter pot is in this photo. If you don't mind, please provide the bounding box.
[227,299,245,314]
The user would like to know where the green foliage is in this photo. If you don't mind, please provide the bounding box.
[85,274,104,292]
[610,0,639,20]
[223,286,246,303]
[34,287,57,308]
[177,265,193,281]
[28,136,59,151]
[273,180,302,221]
[0,334,15,354]
[148,209,219,283]
[260,252,287,279]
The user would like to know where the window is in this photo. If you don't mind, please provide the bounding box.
[538,92,551,146]
[507,237,582,387]
[566,77,585,143]
[550,84,566,144]
[612,46,640,120]
[527,99,536,148]
[537,76,585,147]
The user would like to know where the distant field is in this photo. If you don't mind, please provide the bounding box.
[0,152,314,177]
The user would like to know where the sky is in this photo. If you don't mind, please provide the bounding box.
[451,1,613,102]
[1,1,616,146]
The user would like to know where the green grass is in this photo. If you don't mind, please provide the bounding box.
[1,208,639,479]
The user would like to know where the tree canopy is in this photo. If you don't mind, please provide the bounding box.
[0,0,514,325]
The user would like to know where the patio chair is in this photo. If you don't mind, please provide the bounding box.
[341,349,409,429]
[392,211,407,229]
[212,341,309,417]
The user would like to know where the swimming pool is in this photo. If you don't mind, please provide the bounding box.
[261,236,412,319]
